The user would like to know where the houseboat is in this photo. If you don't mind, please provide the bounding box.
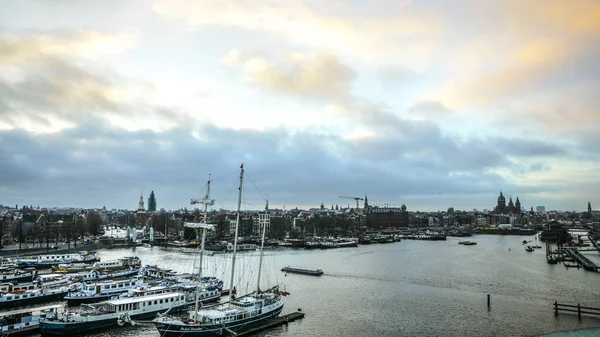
[40,288,206,335]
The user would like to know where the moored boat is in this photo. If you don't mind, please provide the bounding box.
[64,277,146,306]
[40,291,198,335]
[0,304,65,336]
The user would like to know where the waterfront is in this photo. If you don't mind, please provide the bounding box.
[42,234,600,336]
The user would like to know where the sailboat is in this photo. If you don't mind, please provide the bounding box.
[153,164,285,337]
[38,179,221,336]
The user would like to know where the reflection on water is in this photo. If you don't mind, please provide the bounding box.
[65,234,600,337]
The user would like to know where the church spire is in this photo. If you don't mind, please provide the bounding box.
[138,192,145,212]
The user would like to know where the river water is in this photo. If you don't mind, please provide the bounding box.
[60,234,600,337]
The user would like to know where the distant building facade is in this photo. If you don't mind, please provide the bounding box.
[364,197,409,228]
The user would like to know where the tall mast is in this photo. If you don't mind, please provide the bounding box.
[190,175,213,322]
[256,200,268,294]
[228,164,244,303]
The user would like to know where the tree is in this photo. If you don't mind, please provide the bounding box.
[86,212,103,236]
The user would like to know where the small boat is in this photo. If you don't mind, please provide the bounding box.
[142,243,152,248]
[281,266,324,276]
[525,246,534,252]
[462,241,477,246]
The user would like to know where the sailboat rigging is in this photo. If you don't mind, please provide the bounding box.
[153,164,285,337]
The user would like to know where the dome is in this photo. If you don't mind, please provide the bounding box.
[497,191,505,202]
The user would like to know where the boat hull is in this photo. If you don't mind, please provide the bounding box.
[154,303,283,337]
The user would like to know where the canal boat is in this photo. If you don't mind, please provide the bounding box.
[39,291,199,335]
[0,269,36,283]
[0,304,64,336]
[91,256,141,270]
[525,246,534,252]
[281,266,324,276]
[0,285,70,310]
[153,165,285,337]
[63,277,146,305]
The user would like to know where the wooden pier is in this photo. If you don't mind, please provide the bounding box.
[554,301,600,319]
[235,311,305,336]
[562,248,598,272]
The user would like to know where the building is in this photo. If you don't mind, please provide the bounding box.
[364,197,409,229]
[493,191,521,215]
[536,206,546,213]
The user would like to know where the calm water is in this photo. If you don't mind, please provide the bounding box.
[41,234,600,336]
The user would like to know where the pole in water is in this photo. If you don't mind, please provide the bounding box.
[487,294,491,309]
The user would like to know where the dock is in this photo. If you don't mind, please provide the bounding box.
[563,248,598,272]
[235,311,305,336]
[588,235,600,253]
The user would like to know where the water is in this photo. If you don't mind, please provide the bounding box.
[44,235,600,336]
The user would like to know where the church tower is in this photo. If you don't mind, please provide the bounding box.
[589,201,592,213]
[138,192,145,212]
[497,191,506,212]
[364,195,369,208]
[508,197,514,212]
[515,197,521,214]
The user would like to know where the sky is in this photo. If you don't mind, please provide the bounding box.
[0,0,599,212]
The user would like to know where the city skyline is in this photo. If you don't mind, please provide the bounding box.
[1,1,598,212]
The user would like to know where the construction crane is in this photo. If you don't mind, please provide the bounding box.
[338,196,364,210]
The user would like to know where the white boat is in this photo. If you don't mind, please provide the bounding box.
[40,291,198,335]
[0,269,36,283]
[9,251,98,268]
[153,164,285,337]
[91,256,141,270]
[64,277,146,305]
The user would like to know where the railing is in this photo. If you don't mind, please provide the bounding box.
[554,301,600,319]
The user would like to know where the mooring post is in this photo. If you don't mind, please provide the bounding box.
[487,294,491,309]
[554,301,558,316]
[578,304,581,320]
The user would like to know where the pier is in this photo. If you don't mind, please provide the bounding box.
[587,235,600,253]
[554,301,600,319]
[235,311,305,336]
[562,248,598,272]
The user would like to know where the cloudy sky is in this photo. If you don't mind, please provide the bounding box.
[0,0,598,212]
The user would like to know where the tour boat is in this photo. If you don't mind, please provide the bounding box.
[281,266,324,276]
[153,165,285,337]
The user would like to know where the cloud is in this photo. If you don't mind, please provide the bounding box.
[0,30,137,66]
[0,31,180,133]
[224,52,356,103]
[408,101,452,117]
[1,122,563,210]
[377,65,417,86]
[152,0,442,65]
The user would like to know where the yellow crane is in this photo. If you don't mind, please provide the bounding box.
[338,196,364,210]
